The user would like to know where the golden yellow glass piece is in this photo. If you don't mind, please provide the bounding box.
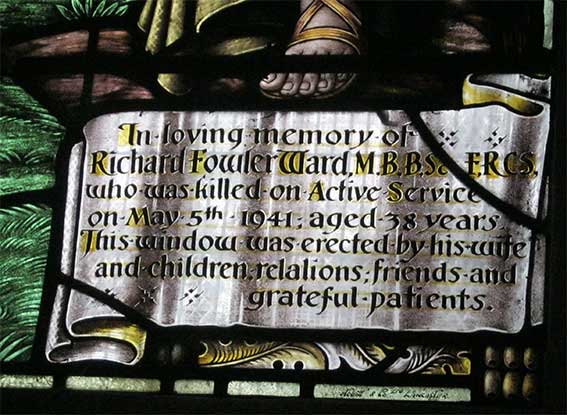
[74,320,147,364]
[484,346,501,368]
[198,340,328,369]
[483,369,502,399]
[522,373,538,401]
[463,75,544,116]
[503,371,522,400]
[503,347,521,370]
[523,347,537,371]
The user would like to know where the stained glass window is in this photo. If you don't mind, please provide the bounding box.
[1,0,565,412]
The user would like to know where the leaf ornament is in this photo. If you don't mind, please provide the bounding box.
[311,342,392,370]
[198,340,328,370]
[385,346,471,375]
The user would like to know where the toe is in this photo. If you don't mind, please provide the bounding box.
[299,73,319,96]
[260,73,287,91]
[263,73,276,83]
[281,73,302,97]
[317,73,336,94]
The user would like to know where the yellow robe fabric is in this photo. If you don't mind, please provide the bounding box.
[138,0,279,95]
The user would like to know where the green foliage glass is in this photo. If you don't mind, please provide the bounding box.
[56,0,135,20]
[0,78,65,196]
[0,205,51,362]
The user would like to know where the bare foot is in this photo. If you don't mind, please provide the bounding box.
[260,0,362,99]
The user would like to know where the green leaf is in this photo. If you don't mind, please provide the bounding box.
[0,335,28,361]
[55,4,76,20]
[85,0,93,16]
[71,0,86,16]
[101,1,119,17]
[116,4,129,16]
[92,0,107,17]
[3,344,32,362]
[0,149,22,163]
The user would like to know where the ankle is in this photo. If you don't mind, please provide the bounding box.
[299,0,361,17]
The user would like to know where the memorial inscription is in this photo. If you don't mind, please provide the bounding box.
[46,75,550,365]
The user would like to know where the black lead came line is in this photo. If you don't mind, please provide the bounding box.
[58,274,161,333]
[11,53,554,77]
[407,110,546,234]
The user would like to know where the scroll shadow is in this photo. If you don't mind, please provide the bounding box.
[57,274,161,334]
[406,110,546,234]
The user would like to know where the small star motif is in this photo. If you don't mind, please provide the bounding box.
[179,287,203,306]
[438,130,459,147]
[134,286,158,307]
[484,128,508,148]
